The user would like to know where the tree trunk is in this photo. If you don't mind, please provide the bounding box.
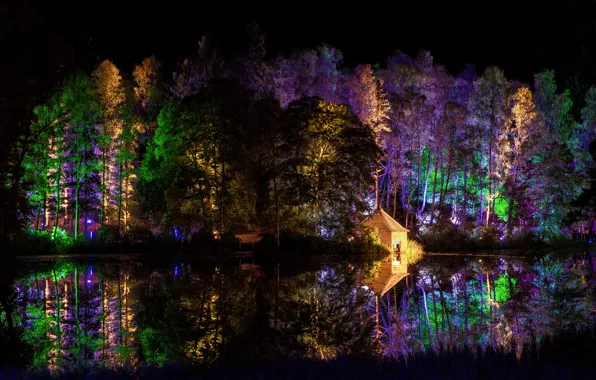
[124,162,128,232]
[44,192,49,231]
[118,271,123,345]
[439,281,452,343]
[101,278,106,358]
[479,173,484,225]
[102,150,106,229]
[437,149,454,223]
[430,275,439,337]
[273,173,280,246]
[52,271,62,354]
[462,161,468,223]
[507,196,514,236]
[418,151,432,217]
[405,173,413,229]
[418,284,433,346]
[430,152,441,226]
[393,174,398,219]
[117,162,123,238]
[375,163,380,210]
[53,158,63,237]
[74,182,80,238]
[36,198,42,230]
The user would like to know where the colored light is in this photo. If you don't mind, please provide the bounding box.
[87,280,91,283]
[87,219,93,224]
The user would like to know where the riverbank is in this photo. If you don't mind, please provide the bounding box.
[8,227,590,260]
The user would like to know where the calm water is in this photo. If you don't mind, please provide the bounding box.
[1,251,594,373]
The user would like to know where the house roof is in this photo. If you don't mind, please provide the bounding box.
[362,209,409,233]
[235,233,263,244]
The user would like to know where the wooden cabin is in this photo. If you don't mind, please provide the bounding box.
[362,209,409,253]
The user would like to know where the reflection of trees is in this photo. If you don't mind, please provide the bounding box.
[379,254,594,360]
[136,265,221,366]
[9,262,140,373]
[271,264,374,360]
[2,254,595,372]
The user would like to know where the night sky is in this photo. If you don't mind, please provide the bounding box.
[7,1,596,85]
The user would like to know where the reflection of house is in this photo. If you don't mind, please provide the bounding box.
[362,209,409,252]
[363,260,408,296]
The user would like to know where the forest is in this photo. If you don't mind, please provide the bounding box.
[3,23,596,253]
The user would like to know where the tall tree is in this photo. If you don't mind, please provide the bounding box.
[62,74,100,238]
[468,67,510,226]
[92,60,125,229]
[282,97,381,237]
[499,87,543,235]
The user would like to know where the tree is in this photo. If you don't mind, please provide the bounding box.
[171,36,220,99]
[344,64,391,211]
[92,60,125,229]
[140,80,252,235]
[62,74,100,238]
[281,97,381,237]
[0,2,75,247]
[468,67,510,226]
[532,70,588,240]
[133,56,165,121]
[499,87,544,235]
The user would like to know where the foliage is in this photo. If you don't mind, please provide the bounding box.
[7,26,596,252]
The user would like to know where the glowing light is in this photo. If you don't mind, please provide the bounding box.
[87,279,91,283]
[87,219,93,224]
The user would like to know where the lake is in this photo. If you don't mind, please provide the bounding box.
[1,250,594,374]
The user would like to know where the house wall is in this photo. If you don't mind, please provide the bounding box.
[380,231,393,249]
[372,228,408,253]
[390,231,408,252]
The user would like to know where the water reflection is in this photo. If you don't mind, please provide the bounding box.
[3,252,594,374]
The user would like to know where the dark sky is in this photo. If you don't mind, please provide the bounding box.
[15,1,596,85]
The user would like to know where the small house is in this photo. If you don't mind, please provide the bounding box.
[362,209,409,253]
[234,232,263,260]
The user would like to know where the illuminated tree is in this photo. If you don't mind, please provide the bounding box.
[344,64,391,210]
[499,87,544,235]
[468,67,510,226]
[171,36,219,99]
[133,55,165,121]
[532,70,588,240]
[140,80,251,234]
[282,97,380,236]
[270,45,344,107]
[62,74,100,238]
[92,60,125,229]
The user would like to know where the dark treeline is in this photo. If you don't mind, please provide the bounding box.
[4,20,596,252]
